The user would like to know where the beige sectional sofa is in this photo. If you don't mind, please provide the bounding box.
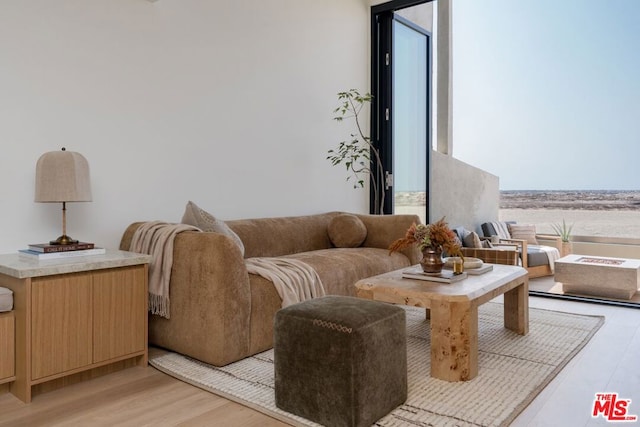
[120,211,420,367]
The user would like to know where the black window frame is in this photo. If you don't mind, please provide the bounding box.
[371,0,434,216]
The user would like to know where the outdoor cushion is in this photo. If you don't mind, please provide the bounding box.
[481,221,554,269]
[481,221,515,239]
[454,227,471,246]
[526,246,551,267]
[508,224,539,245]
[463,231,483,248]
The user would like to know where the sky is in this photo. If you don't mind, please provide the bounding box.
[451,0,640,191]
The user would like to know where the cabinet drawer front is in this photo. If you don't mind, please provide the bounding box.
[31,274,93,380]
[93,266,146,363]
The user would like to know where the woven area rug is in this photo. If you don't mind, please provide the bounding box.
[150,302,604,427]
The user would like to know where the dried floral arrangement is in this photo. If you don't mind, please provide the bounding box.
[389,217,462,256]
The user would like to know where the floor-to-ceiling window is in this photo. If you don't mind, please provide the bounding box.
[371,0,433,223]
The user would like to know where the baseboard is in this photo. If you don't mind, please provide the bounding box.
[31,358,140,398]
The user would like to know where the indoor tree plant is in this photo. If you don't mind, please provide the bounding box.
[327,89,385,214]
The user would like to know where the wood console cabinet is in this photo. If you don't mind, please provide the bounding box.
[0,250,150,402]
[0,311,15,384]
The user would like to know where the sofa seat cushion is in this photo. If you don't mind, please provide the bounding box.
[284,248,412,297]
[526,246,553,267]
[244,248,412,356]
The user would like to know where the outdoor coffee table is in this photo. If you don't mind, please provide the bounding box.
[354,264,529,382]
[555,254,640,299]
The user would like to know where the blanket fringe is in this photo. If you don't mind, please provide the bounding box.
[149,293,171,319]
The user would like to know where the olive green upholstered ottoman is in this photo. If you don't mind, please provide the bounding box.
[274,296,407,427]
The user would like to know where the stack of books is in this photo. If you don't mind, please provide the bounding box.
[18,242,105,260]
[402,266,467,283]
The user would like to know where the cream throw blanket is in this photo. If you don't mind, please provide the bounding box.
[245,257,325,308]
[538,245,560,272]
[130,221,201,319]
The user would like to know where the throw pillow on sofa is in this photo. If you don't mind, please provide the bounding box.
[507,224,538,245]
[181,200,245,256]
[455,227,492,249]
[327,214,368,248]
[463,231,484,248]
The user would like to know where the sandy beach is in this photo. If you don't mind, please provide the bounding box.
[499,209,640,239]
[396,191,640,239]
[500,190,640,238]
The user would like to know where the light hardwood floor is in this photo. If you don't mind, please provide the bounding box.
[1,281,639,427]
[0,362,287,427]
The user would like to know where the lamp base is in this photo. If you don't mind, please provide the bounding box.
[50,235,79,245]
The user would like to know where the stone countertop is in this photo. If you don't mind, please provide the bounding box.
[0,249,151,279]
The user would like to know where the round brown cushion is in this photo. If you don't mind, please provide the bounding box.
[327,214,368,248]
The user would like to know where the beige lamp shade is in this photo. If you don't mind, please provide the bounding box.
[35,148,92,202]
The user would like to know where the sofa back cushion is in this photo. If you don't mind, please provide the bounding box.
[227,213,340,258]
[481,221,514,239]
[507,223,539,245]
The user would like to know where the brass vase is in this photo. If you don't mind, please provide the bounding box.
[420,247,444,274]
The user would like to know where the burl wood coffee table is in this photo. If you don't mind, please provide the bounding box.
[355,264,529,382]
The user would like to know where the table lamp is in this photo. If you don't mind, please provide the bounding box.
[35,147,92,245]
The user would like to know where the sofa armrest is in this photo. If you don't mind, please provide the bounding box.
[355,214,422,265]
[499,238,528,267]
[120,223,251,366]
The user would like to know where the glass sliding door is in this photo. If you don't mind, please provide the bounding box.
[392,16,430,224]
[371,1,432,223]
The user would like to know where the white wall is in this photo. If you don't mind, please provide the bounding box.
[0,0,371,253]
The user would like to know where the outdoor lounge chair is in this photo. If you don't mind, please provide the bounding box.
[480,221,562,279]
[454,226,520,267]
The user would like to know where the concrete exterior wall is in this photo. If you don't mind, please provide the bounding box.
[430,150,499,233]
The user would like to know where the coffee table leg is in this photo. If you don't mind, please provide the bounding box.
[503,278,529,335]
[430,300,478,381]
